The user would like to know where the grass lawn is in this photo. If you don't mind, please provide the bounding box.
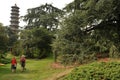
[2,55,119,80]
[0,56,67,80]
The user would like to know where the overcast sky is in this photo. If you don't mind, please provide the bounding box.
[0,0,73,26]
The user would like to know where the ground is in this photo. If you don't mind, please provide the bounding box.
[0,56,118,80]
[0,63,5,66]
[0,56,73,80]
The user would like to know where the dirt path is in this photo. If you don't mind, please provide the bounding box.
[0,63,5,66]
[44,62,74,80]
[45,68,73,80]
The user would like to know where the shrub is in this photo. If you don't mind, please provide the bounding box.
[63,62,120,80]
[59,53,96,65]
[20,27,53,59]
[0,58,11,64]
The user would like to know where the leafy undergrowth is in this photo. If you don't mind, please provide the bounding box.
[63,61,120,80]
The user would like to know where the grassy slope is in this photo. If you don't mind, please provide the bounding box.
[59,58,120,80]
[0,56,67,80]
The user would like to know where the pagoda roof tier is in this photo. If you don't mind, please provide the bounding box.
[10,16,19,18]
[11,10,19,12]
[10,24,19,26]
[10,21,19,23]
[11,6,19,9]
[11,13,19,15]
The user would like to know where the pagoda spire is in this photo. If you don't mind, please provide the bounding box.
[10,4,19,33]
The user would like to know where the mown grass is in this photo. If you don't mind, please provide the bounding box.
[0,55,66,80]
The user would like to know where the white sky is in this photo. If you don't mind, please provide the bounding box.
[0,0,73,26]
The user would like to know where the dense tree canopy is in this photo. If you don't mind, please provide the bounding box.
[1,0,119,63]
[18,27,53,58]
[6,27,18,48]
[0,23,9,59]
[52,0,120,64]
[23,3,64,30]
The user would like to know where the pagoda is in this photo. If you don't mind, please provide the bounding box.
[10,4,19,32]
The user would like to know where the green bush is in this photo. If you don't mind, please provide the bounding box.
[63,62,120,80]
[59,53,96,65]
[19,27,53,59]
[0,58,11,64]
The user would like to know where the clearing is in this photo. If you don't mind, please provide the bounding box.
[0,57,73,80]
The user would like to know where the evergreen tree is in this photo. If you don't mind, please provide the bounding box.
[22,3,64,31]
[52,0,120,64]
[0,23,9,59]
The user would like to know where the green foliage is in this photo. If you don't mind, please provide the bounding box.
[109,45,120,58]
[18,27,53,58]
[5,26,19,48]
[0,52,11,64]
[64,62,120,80]
[11,41,23,56]
[59,53,96,65]
[0,58,10,64]
[23,3,64,30]
[52,0,120,64]
[0,23,9,60]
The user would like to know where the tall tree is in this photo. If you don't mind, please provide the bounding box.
[7,27,18,47]
[52,0,120,64]
[0,23,9,59]
[19,27,53,58]
[23,3,64,30]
